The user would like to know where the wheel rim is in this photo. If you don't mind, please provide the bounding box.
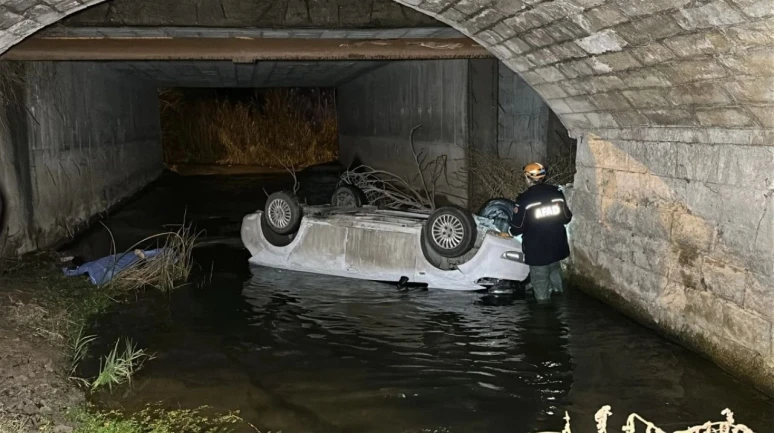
[267,198,292,228]
[431,214,465,250]
[335,191,357,207]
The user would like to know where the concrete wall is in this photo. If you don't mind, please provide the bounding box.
[498,63,550,168]
[338,60,471,206]
[0,63,34,254]
[468,58,499,209]
[569,128,774,396]
[497,64,569,168]
[0,62,161,255]
[338,58,565,209]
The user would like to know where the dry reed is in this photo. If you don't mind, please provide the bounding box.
[341,147,576,213]
[160,88,338,168]
[105,223,198,294]
[465,150,576,211]
[0,416,27,433]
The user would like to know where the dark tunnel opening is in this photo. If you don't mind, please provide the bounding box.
[159,87,340,171]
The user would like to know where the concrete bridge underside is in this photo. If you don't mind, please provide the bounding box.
[0,0,773,397]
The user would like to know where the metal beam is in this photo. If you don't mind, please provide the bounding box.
[2,37,493,61]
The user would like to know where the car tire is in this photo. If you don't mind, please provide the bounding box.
[264,191,302,235]
[478,198,515,233]
[331,184,366,208]
[422,205,477,258]
[260,212,296,247]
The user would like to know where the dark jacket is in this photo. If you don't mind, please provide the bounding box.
[510,183,572,266]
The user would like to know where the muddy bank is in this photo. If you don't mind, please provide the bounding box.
[0,257,89,432]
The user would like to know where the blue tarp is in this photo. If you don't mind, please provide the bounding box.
[62,248,167,285]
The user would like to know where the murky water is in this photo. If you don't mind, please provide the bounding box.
[69,172,773,433]
[85,245,774,433]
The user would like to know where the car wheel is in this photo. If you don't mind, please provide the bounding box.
[422,205,477,258]
[260,212,296,247]
[264,191,302,235]
[331,184,366,208]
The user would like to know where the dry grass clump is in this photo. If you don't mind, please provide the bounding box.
[106,223,198,295]
[160,88,338,168]
[0,415,27,433]
[3,298,70,342]
[466,150,576,211]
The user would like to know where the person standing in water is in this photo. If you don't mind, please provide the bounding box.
[509,162,573,303]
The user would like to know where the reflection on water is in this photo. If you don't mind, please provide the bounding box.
[94,249,774,433]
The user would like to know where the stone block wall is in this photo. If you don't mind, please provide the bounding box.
[0,62,161,255]
[569,128,774,395]
[54,0,439,29]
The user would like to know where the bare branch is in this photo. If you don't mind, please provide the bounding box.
[279,161,300,194]
[408,124,434,210]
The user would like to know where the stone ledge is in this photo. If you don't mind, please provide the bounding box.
[589,126,774,145]
[568,250,774,398]
[33,25,466,39]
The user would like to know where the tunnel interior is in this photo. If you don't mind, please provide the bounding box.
[0,54,576,258]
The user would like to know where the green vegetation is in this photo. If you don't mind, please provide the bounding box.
[0,225,202,429]
[159,88,338,168]
[65,405,248,433]
[1,256,158,393]
[70,326,97,376]
[88,339,155,393]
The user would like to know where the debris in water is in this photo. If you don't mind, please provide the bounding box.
[62,248,168,285]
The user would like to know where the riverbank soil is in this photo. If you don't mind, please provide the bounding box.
[0,256,89,433]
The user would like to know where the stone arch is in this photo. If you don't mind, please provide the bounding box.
[2,0,772,132]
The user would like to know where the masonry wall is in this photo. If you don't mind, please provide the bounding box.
[569,128,774,395]
[338,60,471,206]
[52,0,438,29]
[0,62,162,255]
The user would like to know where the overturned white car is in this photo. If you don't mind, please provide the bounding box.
[240,185,529,291]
